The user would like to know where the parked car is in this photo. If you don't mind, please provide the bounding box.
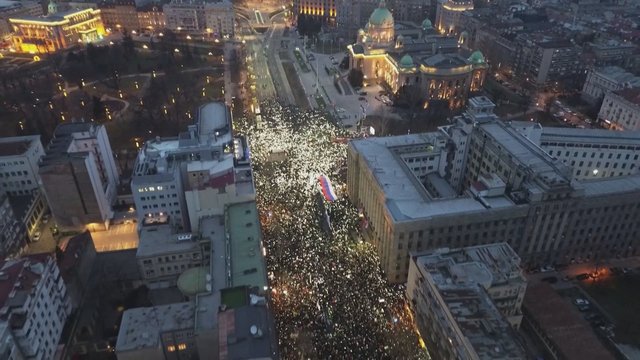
[540,265,555,273]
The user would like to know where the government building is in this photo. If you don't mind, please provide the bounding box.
[347,1,487,110]
[348,96,640,283]
[9,1,105,53]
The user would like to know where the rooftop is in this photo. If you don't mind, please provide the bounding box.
[227,202,267,289]
[218,305,277,360]
[613,87,640,105]
[540,126,640,145]
[592,66,640,86]
[136,224,200,258]
[523,283,615,360]
[116,302,195,352]
[0,255,51,320]
[0,135,40,157]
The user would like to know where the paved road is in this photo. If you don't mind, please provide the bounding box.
[91,223,139,252]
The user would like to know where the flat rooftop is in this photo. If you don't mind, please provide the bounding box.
[116,302,195,353]
[0,136,39,157]
[227,202,267,289]
[218,305,276,360]
[523,283,615,360]
[593,66,640,86]
[136,225,199,258]
[540,127,640,146]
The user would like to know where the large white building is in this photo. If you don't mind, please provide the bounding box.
[348,97,640,283]
[163,0,233,37]
[407,244,526,359]
[597,87,640,131]
[132,102,254,232]
[581,66,640,105]
[0,255,72,360]
[39,123,119,230]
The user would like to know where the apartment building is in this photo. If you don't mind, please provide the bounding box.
[136,225,208,289]
[597,87,640,131]
[203,1,234,37]
[0,322,23,360]
[39,123,119,230]
[435,0,473,35]
[0,256,72,360]
[407,244,526,359]
[98,0,140,32]
[0,0,42,38]
[294,0,337,25]
[57,231,96,309]
[514,35,583,86]
[581,66,640,105]
[132,102,254,232]
[163,0,233,36]
[348,97,640,283]
[0,193,26,259]
[137,4,165,31]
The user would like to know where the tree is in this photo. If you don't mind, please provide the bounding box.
[92,96,104,118]
[347,69,364,88]
[395,84,422,109]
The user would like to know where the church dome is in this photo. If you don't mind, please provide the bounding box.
[399,54,414,68]
[422,18,433,30]
[468,50,485,64]
[369,1,394,27]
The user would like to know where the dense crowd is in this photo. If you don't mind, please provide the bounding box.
[238,102,428,359]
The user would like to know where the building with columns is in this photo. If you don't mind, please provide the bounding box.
[435,0,473,35]
[347,1,487,110]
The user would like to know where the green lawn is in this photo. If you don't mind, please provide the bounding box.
[582,274,640,346]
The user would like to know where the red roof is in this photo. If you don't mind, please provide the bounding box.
[0,256,51,314]
[614,87,640,105]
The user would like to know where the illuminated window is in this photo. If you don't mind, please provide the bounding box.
[167,345,176,352]
[178,343,187,351]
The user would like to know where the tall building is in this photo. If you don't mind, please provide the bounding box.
[514,34,583,87]
[0,255,72,360]
[0,322,23,360]
[434,0,473,35]
[0,0,42,39]
[163,0,234,37]
[597,88,640,131]
[39,123,119,230]
[407,244,527,359]
[132,102,254,232]
[98,0,140,32]
[348,97,640,283]
[0,193,26,258]
[57,231,97,309]
[9,5,105,53]
[581,66,640,105]
[347,2,487,110]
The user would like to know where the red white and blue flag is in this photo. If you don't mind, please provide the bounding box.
[318,174,338,202]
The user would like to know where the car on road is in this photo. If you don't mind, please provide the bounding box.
[574,298,590,311]
[539,265,555,273]
[33,232,41,242]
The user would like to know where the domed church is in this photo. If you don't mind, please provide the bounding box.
[347,1,487,110]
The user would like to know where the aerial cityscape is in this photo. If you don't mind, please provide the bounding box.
[0,0,639,358]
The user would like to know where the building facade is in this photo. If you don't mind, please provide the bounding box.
[57,231,96,309]
[294,0,337,25]
[597,88,640,131]
[407,244,526,359]
[9,6,105,53]
[163,0,233,36]
[0,256,72,360]
[204,1,234,37]
[98,0,139,32]
[0,193,26,258]
[0,0,42,39]
[132,102,254,232]
[39,123,119,230]
[0,136,45,197]
[347,2,487,110]
[137,4,165,31]
[348,97,640,283]
[514,35,583,87]
[582,66,640,105]
[434,0,473,35]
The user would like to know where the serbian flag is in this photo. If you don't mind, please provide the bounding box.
[318,175,338,202]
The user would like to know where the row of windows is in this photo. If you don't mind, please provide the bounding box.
[141,202,180,210]
[139,193,178,201]
[0,160,25,167]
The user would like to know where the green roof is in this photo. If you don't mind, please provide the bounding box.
[227,202,267,289]
[369,2,393,26]
[468,50,486,65]
[422,18,433,30]
[177,267,209,296]
[399,54,414,68]
[221,286,249,309]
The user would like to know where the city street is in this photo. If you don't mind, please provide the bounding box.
[90,223,138,252]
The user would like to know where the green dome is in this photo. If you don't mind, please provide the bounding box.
[177,267,209,297]
[468,50,485,64]
[369,1,394,26]
[399,54,414,68]
[422,18,433,30]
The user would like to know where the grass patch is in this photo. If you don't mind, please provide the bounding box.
[582,274,640,346]
[293,49,310,73]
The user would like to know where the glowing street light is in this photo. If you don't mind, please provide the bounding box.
[174,48,180,53]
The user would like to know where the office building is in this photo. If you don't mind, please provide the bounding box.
[9,3,105,53]
[514,34,583,86]
[39,123,119,230]
[0,255,72,360]
[407,244,526,359]
[98,0,139,32]
[435,0,473,35]
[597,88,640,131]
[581,66,640,105]
[0,322,23,360]
[136,225,208,289]
[588,40,637,68]
[0,0,42,39]
[348,96,640,283]
[132,102,254,232]
[347,2,487,110]
[204,0,234,37]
